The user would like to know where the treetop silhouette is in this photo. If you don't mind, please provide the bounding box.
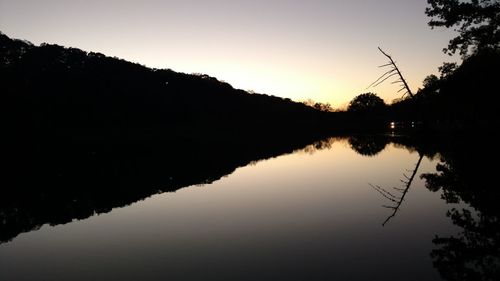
[426,0,500,57]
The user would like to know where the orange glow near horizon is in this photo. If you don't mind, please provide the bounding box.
[0,0,459,109]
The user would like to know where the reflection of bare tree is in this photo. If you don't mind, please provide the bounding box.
[371,153,424,226]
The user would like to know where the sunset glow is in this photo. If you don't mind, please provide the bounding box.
[0,0,458,108]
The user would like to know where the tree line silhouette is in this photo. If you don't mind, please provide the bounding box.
[1,31,349,145]
[362,0,500,131]
[385,49,500,131]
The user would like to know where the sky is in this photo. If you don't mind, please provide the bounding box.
[0,0,458,108]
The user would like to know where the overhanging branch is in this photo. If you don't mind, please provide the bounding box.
[369,47,414,99]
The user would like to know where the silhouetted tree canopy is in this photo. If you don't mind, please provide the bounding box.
[426,0,500,57]
[389,49,500,129]
[347,92,386,112]
[422,74,440,91]
[302,99,334,112]
[0,32,345,141]
[438,62,458,79]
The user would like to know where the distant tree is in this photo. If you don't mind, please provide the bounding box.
[417,62,457,96]
[301,99,333,112]
[415,74,442,100]
[422,74,441,91]
[302,99,316,107]
[423,74,438,87]
[426,0,500,57]
[314,102,333,112]
[438,62,458,79]
[347,92,386,112]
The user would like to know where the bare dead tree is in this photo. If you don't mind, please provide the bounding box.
[368,47,414,99]
[370,153,424,226]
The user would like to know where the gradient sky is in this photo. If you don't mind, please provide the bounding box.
[0,0,458,108]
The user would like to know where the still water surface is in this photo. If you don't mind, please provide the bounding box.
[0,137,478,280]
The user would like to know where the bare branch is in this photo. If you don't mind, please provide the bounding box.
[367,69,397,88]
[372,73,399,88]
[378,63,393,68]
[397,87,407,93]
[377,47,391,58]
[369,47,414,99]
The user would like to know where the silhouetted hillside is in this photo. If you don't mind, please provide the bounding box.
[0,32,354,243]
[1,32,343,142]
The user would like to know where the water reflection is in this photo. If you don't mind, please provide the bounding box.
[1,134,498,280]
[348,135,389,156]
[370,153,424,226]
[360,134,500,280]
[420,137,500,281]
[348,134,426,225]
[300,136,344,154]
[0,136,323,244]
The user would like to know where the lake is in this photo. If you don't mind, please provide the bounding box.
[0,135,497,281]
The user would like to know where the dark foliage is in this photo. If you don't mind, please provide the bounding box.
[348,135,389,156]
[386,0,500,131]
[420,134,500,281]
[0,134,331,244]
[365,133,500,280]
[0,32,342,144]
[388,49,500,130]
[426,0,500,57]
[0,32,357,244]
[344,93,389,131]
[347,92,386,112]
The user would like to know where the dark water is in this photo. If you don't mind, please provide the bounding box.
[0,135,498,281]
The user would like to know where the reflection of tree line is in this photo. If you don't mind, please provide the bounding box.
[1,135,381,244]
[2,134,498,280]
[298,135,389,156]
[0,135,324,244]
[306,133,499,280]
[420,136,500,281]
[363,134,500,281]
[198,133,500,281]
[300,136,344,154]
[0,134,390,244]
